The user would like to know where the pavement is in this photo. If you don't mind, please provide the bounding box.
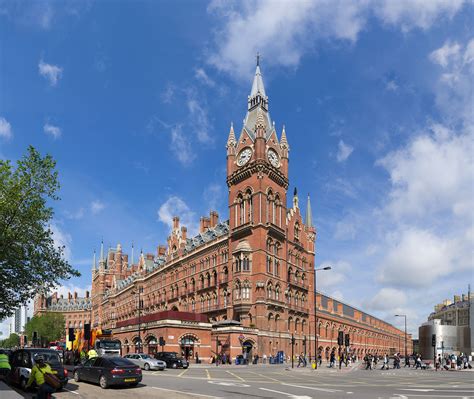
[5,362,474,399]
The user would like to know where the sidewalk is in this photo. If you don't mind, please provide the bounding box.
[0,381,23,399]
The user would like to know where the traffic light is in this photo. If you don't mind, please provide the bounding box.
[84,324,91,341]
[68,328,75,342]
[159,336,166,347]
[337,331,344,346]
[432,334,436,347]
[344,334,350,347]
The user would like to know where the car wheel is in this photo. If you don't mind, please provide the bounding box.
[144,363,150,371]
[74,371,80,382]
[99,375,108,389]
[172,363,177,369]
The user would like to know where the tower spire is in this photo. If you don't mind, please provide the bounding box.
[305,193,313,227]
[92,249,96,271]
[131,242,134,267]
[100,239,104,262]
[226,122,236,148]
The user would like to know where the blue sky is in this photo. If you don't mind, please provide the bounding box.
[1,0,472,337]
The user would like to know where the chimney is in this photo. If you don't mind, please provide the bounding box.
[200,217,210,233]
[173,216,180,230]
[158,245,166,256]
[210,211,219,228]
[181,226,187,241]
[74,291,78,300]
[86,291,90,298]
[60,294,64,299]
[68,292,72,300]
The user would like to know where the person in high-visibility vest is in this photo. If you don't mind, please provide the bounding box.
[26,354,58,399]
[87,348,98,359]
[0,350,11,380]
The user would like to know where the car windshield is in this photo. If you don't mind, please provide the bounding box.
[110,358,134,367]
[34,351,61,365]
[97,340,121,349]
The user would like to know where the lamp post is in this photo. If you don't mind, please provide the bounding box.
[132,286,143,353]
[314,266,331,369]
[395,314,407,359]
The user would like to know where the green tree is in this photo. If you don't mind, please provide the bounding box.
[0,146,80,319]
[25,312,66,346]
[0,333,20,348]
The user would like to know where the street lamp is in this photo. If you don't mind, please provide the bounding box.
[314,266,331,369]
[132,286,143,353]
[395,314,407,360]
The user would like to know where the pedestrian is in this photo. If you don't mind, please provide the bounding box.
[404,355,410,367]
[415,354,422,369]
[26,354,58,399]
[80,348,87,363]
[365,354,371,370]
[263,353,267,364]
[339,352,344,370]
[436,354,441,371]
[329,350,336,368]
[297,352,304,368]
[196,352,200,364]
[382,353,389,370]
[0,350,11,381]
[318,352,322,366]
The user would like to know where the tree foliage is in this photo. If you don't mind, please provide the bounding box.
[0,146,80,319]
[25,312,66,346]
[0,333,20,348]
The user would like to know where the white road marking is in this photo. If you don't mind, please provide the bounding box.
[225,370,246,381]
[150,386,221,398]
[64,388,79,395]
[282,382,340,393]
[208,381,250,387]
[259,387,311,399]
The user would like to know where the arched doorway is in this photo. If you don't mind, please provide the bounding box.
[242,340,253,364]
[180,335,197,361]
[147,336,158,355]
[133,337,143,353]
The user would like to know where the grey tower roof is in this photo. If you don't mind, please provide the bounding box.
[243,62,275,141]
[306,194,313,227]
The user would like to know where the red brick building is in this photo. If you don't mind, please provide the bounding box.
[35,62,411,361]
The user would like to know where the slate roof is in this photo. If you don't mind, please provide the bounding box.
[47,297,91,311]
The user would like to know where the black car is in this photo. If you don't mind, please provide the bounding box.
[73,356,142,389]
[154,352,189,369]
[9,348,68,391]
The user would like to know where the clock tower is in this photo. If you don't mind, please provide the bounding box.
[226,59,315,352]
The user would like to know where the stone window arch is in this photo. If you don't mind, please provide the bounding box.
[245,188,253,223]
[275,284,281,301]
[288,316,293,332]
[234,280,241,300]
[242,280,251,300]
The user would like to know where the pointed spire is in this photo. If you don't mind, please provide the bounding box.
[100,239,104,262]
[131,242,134,266]
[92,250,97,271]
[250,59,266,98]
[255,106,266,131]
[306,194,313,227]
[293,187,299,208]
[280,125,288,147]
[226,122,236,148]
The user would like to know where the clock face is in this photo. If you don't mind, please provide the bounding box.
[267,149,280,167]
[237,148,252,166]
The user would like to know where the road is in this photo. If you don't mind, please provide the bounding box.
[10,363,474,399]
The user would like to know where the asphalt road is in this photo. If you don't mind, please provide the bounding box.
[10,363,474,399]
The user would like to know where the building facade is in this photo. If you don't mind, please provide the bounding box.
[419,292,473,358]
[35,63,411,361]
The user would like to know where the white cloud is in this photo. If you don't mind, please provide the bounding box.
[378,125,473,219]
[316,260,351,290]
[207,0,466,78]
[0,116,12,139]
[336,139,353,162]
[43,122,62,139]
[377,228,467,287]
[161,83,175,104]
[385,80,399,91]
[170,124,196,165]
[195,68,216,87]
[50,223,72,261]
[38,60,63,86]
[187,96,213,144]
[333,220,356,240]
[429,41,461,67]
[203,183,225,212]
[158,196,198,236]
[64,207,85,220]
[373,0,465,32]
[90,200,105,215]
[364,288,407,312]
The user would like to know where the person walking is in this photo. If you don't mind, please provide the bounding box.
[339,352,345,370]
[404,354,410,367]
[415,354,422,369]
[329,350,336,368]
[382,354,389,370]
[0,350,11,381]
[26,354,58,399]
[436,354,441,371]
[318,352,322,366]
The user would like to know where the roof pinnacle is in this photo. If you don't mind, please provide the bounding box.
[305,193,313,227]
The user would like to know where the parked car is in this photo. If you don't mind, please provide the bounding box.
[123,353,166,371]
[154,352,189,369]
[73,356,142,389]
[9,348,68,391]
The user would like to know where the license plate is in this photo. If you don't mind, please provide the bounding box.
[124,378,136,382]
